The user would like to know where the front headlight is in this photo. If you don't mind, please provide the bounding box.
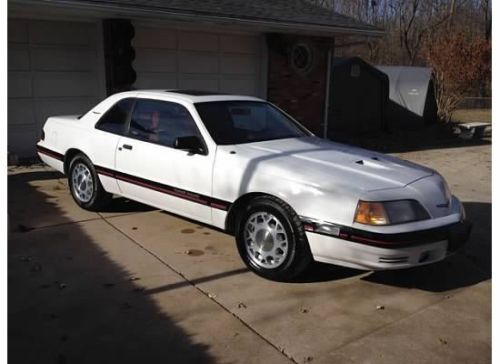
[354,200,430,226]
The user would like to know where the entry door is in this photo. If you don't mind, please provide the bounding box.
[114,98,214,224]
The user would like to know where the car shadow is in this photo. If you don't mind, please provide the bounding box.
[293,262,364,283]
[8,169,218,363]
[100,196,156,213]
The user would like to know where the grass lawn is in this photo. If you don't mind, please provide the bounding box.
[452,109,492,124]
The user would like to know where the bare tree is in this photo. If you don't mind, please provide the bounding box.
[422,31,491,121]
[308,0,492,83]
[390,0,453,65]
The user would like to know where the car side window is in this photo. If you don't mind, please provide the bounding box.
[129,99,201,148]
[95,98,134,134]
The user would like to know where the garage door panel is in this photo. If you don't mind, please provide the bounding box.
[220,55,259,75]
[134,49,177,72]
[220,79,258,95]
[29,20,95,46]
[179,31,218,52]
[8,19,102,158]
[9,72,32,98]
[8,19,28,43]
[8,126,38,157]
[180,52,218,74]
[8,99,36,126]
[134,74,177,89]
[221,35,260,54]
[35,97,97,127]
[33,72,98,97]
[8,44,30,71]
[133,25,264,97]
[31,48,96,71]
[133,27,176,49]
[179,78,219,92]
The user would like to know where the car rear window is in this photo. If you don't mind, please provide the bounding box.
[95,98,134,135]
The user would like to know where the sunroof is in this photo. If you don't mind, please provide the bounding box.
[167,89,224,96]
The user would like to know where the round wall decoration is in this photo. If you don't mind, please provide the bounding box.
[290,43,314,73]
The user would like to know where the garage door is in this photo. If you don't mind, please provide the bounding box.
[133,24,265,97]
[8,19,104,158]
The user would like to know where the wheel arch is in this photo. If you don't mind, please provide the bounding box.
[229,191,313,280]
[64,148,89,175]
[225,192,298,235]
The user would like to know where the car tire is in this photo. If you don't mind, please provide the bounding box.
[68,153,111,211]
[235,195,312,281]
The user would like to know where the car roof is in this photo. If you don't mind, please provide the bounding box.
[115,89,265,104]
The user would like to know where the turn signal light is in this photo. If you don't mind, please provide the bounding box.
[354,201,389,225]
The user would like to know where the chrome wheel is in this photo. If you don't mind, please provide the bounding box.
[71,162,94,203]
[244,212,289,269]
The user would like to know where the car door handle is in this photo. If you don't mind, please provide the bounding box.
[122,144,133,150]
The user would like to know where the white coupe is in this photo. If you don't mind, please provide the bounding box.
[37,90,471,280]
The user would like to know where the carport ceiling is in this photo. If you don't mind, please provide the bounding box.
[10,0,384,36]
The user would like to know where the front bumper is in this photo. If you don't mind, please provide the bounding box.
[305,220,472,270]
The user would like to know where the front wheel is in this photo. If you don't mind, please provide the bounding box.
[68,154,111,211]
[235,196,312,281]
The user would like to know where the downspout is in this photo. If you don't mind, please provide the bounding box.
[322,39,334,138]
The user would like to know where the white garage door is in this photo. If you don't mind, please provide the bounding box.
[133,24,266,97]
[8,19,104,158]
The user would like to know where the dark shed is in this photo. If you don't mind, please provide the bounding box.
[326,57,389,137]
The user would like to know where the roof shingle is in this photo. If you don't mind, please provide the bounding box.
[42,0,382,35]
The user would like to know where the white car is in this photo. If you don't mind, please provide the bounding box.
[37,90,471,280]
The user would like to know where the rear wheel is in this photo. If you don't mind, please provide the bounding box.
[235,196,312,281]
[68,154,111,211]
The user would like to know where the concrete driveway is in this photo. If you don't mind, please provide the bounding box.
[8,144,491,364]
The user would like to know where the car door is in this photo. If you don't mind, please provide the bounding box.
[114,97,214,224]
[90,97,135,195]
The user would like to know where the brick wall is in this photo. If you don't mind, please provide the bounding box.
[266,34,332,135]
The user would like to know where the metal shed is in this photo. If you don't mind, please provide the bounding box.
[376,66,438,128]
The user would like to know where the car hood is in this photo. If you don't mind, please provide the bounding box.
[231,137,435,193]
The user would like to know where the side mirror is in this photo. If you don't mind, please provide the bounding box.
[174,136,205,155]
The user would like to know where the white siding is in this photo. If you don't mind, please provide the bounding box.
[8,19,104,157]
[132,25,265,97]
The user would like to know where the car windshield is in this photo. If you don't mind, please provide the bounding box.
[194,101,309,145]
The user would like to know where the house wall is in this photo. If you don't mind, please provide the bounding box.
[266,34,332,135]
